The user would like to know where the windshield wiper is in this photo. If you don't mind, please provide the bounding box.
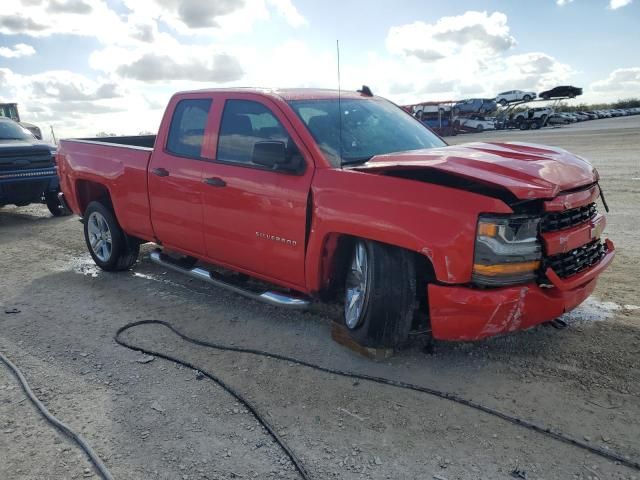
[342,156,373,166]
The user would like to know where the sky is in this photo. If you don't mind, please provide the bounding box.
[0,0,638,141]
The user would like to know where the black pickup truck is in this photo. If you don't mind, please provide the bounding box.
[0,117,69,216]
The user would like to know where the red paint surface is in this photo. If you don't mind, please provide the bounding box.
[542,214,606,255]
[58,88,615,342]
[429,279,597,341]
[544,184,599,211]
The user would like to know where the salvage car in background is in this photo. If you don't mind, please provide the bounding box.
[495,90,536,106]
[0,117,69,216]
[539,86,583,100]
[459,115,495,132]
[454,98,497,114]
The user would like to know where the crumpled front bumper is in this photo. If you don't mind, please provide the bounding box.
[428,240,615,341]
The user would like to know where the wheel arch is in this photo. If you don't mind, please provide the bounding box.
[74,179,112,215]
[311,232,436,305]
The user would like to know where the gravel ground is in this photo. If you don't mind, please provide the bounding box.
[1,116,639,480]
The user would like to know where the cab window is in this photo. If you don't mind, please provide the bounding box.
[166,98,212,159]
[217,99,304,172]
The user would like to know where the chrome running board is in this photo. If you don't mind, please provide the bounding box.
[149,250,310,309]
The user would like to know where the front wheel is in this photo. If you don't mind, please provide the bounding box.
[342,240,416,349]
[84,201,139,271]
[476,124,484,133]
[523,95,532,102]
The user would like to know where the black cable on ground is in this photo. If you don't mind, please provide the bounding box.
[116,320,640,478]
[0,351,114,480]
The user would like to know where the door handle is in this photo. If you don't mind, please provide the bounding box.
[203,177,226,187]
[151,167,169,177]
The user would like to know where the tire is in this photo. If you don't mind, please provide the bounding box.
[531,120,541,130]
[499,99,508,106]
[342,239,416,349]
[523,95,532,102]
[520,122,530,130]
[84,201,139,271]
[476,124,484,133]
[45,192,71,217]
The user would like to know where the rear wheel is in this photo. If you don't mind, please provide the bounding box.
[342,239,416,349]
[84,201,139,271]
[523,94,532,102]
[499,99,508,107]
[476,124,484,133]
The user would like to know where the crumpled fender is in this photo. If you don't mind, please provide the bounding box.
[305,168,512,293]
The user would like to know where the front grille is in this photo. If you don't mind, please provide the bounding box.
[541,202,597,233]
[0,153,54,172]
[543,239,606,279]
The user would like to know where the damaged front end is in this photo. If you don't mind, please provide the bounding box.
[428,183,615,341]
[350,142,615,340]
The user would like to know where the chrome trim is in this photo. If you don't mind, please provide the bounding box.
[0,167,57,180]
[149,250,310,309]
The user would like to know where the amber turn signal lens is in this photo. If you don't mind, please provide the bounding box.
[473,261,541,277]
[477,222,498,237]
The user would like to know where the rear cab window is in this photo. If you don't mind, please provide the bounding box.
[166,98,212,159]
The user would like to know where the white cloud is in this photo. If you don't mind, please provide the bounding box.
[117,53,243,83]
[380,12,573,105]
[609,0,632,9]
[121,0,306,35]
[0,0,129,43]
[268,0,307,27]
[556,0,574,5]
[0,43,35,58]
[386,11,516,63]
[590,67,640,97]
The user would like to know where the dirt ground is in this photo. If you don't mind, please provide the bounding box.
[1,116,639,480]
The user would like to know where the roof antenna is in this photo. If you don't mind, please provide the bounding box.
[336,39,343,166]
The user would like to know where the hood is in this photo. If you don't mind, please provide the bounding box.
[0,138,53,153]
[352,142,597,200]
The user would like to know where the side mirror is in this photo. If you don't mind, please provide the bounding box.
[252,141,286,169]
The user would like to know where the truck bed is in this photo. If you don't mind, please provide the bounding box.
[58,136,155,241]
[71,135,156,149]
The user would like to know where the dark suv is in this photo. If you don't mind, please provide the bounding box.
[0,118,69,216]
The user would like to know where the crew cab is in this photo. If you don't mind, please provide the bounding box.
[0,117,69,216]
[57,88,615,349]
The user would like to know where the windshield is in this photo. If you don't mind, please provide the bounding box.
[288,98,446,167]
[0,120,34,140]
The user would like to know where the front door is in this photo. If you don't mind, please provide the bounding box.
[148,97,212,256]
[200,96,314,289]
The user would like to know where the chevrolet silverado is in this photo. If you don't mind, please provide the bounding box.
[57,87,615,349]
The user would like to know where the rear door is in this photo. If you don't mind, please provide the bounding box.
[148,97,213,256]
[199,94,314,289]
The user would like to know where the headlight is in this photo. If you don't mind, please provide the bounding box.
[472,215,542,286]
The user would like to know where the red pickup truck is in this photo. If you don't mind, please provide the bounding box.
[58,87,615,349]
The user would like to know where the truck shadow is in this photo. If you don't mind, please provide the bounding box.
[0,204,58,226]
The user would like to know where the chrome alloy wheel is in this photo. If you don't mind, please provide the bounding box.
[344,241,369,329]
[87,211,113,262]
